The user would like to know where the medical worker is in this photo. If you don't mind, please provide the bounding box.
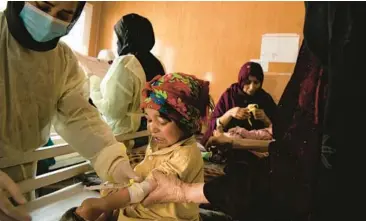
[0,2,140,220]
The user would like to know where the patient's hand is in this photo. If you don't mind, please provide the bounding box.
[249,150,269,158]
[206,134,232,148]
[76,198,109,221]
[213,130,224,137]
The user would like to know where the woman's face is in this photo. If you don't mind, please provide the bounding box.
[145,108,184,148]
[28,1,78,22]
[242,75,261,96]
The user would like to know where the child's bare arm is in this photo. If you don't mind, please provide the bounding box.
[103,187,131,209]
[75,181,152,220]
[74,190,128,221]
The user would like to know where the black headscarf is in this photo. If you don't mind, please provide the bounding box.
[114,13,165,81]
[4,1,86,52]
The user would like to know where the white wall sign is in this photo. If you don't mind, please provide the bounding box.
[260,33,300,63]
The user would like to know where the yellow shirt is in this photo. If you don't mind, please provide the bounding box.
[119,136,204,221]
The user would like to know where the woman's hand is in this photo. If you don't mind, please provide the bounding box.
[110,160,143,184]
[218,107,250,130]
[205,134,233,164]
[205,134,232,148]
[253,109,271,125]
[213,130,224,137]
[228,107,250,120]
[0,170,31,221]
[249,150,269,158]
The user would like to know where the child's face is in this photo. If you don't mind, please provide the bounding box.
[145,108,184,148]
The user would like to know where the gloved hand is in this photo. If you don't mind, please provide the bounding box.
[0,170,31,221]
[142,170,186,206]
[109,160,142,184]
[127,180,152,204]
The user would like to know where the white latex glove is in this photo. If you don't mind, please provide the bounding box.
[0,170,31,221]
[109,160,142,184]
[142,170,185,206]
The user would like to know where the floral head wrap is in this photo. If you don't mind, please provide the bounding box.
[141,72,210,134]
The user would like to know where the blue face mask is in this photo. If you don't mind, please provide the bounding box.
[19,2,70,43]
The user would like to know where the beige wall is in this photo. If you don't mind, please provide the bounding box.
[87,1,102,57]
[91,1,305,102]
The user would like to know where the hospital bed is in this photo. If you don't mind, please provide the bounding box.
[0,130,150,221]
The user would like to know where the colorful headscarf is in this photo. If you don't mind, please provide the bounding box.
[141,72,210,134]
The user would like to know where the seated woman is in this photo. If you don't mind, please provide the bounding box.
[60,73,211,221]
[89,13,165,148]
[201,61,276,147]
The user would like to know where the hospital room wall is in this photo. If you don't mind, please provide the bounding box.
[91,1,305,103]
[88,1,102,57]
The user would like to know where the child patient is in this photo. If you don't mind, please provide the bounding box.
[60,72,211,221]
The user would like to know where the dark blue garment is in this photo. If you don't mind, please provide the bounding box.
[37,138,56,175]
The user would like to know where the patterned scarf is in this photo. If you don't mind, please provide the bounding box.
[141,72,210,134]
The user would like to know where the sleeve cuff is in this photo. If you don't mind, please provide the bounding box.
[89,75,102,92]
[93,142,129,181]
